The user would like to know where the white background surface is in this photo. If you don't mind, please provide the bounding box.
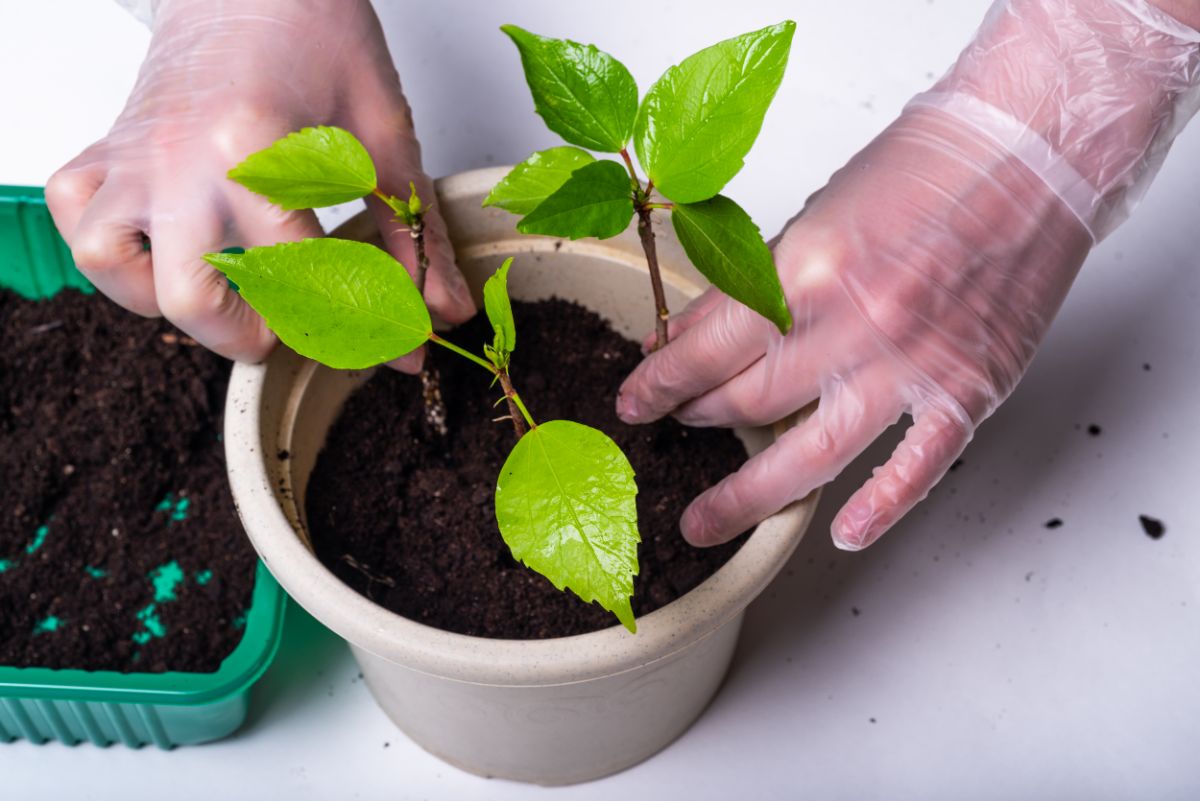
[2,1,1198,798]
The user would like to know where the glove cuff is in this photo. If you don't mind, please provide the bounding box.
[907,0,1200,242]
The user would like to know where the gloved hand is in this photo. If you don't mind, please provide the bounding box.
[617,0,1200,551]
[46,0,473,365]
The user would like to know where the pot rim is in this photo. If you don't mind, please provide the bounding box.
[224,166,818,687]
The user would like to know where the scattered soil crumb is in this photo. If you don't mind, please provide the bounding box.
[1138,515,1166,540]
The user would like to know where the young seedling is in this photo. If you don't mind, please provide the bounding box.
[209,127,641,631]
[484,22,796,351]
[228,127,449,435]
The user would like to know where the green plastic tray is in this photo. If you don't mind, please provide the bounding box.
[0,186,286,748]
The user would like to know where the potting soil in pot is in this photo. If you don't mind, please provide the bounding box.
[307,298,749,639]
[0,289,257,672]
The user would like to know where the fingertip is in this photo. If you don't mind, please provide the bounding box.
[831,534,867,552]
[680,503,717,547]
[614,363,671,425]
[829,407,972,552]
[830,514,870,552]
[615,390,645,424]
[425,272,476,326]
[441,283,478,326]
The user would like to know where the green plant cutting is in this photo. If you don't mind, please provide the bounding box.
[205,127,640,631]
[484,21,796,350]
[201,21,798,634]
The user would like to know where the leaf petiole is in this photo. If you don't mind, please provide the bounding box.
[372,187,404,214]
[429,333,496,374]
[618,148,640,189]
[508,383,536,430]
[429,333,532,437]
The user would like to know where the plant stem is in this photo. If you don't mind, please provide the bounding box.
[429,333,496,372]
[428,335,533,439]
[408,217,448,437]
[371,187,403,215]
[410,219,429,293]
[619,148,640,188]
[495,370,531,437]
[616,159,671,350]
[636,206,670,351]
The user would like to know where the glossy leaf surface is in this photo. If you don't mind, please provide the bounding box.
[228,126,377,210]
[517,160,634,240]
[495,420,640,632]
[483,257,517,362]
[671,195,792,334]
[634,22,795,203]
[204,238,431,369]
[483,147,596,215]
[502,25,638,152]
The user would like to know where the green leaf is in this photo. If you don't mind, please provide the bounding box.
[484,147,596,215]
[495,420,640,632]
[483,257,517,360]
[517,160,634,240]
[204,238,431,369]
[501,25,638,152]
[228,126,378,210]
[634,21,795,203]
[671,195,792,334]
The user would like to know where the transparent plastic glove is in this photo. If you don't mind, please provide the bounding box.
[46,0,473,365]
[617,0,1200,551]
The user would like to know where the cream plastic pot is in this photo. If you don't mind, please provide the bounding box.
[224,167,818,785]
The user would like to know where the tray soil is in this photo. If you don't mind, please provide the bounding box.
[0,289,256,673]
[308,298,749,639]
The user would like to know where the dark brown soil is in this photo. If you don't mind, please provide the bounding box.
[307,298,749,639]
[0,289,256,673]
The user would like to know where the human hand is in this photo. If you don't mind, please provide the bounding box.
[617,0,1200,551]
[46,0,473,366]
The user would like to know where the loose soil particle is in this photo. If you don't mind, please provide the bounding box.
[1138,515,1166,540]
[307,298,749,639]
[0,289,256,673]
